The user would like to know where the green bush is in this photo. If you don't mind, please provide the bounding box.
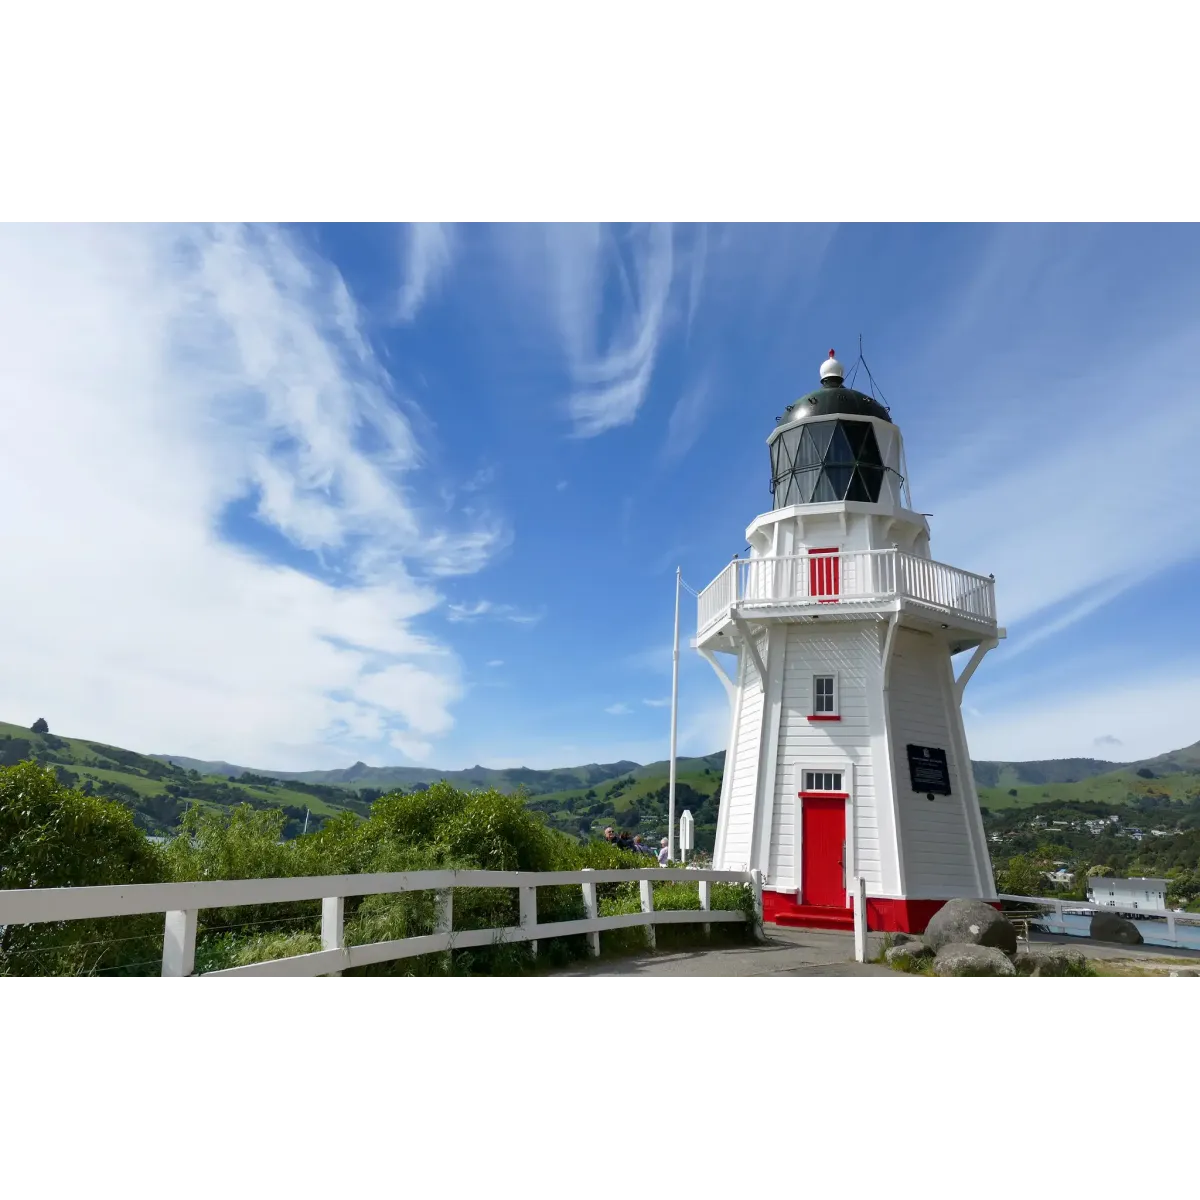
[0,760,166,975]
[1,767,754,976]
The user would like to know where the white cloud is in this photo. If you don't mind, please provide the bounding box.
[556,480,568,491]
[397,222,456,323]
[643,698,671,708]
[605,703,632,716]
[445,600,542,625]
[486,660,504,668]
[965,667,1200,763]
[0,223,501,770]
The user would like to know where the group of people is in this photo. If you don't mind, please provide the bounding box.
[603,826,669,865]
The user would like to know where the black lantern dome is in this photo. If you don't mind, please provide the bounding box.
[769,350,895,508]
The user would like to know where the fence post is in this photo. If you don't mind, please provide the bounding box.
[853,875,867,963]
[321,896,345,977]
[435,888,454,972]
[1167,909,1177,948]
[750,869,765,940]
[639,878,656,950]
[698,878,711,937]
[519,885,538,958]
[162,909,197,978]
[1053,899,1064,936]
[580,869,601,957]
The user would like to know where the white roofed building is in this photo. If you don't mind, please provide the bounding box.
[1086,876,1169,912]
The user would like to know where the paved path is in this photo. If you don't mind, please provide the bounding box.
[557,925,1200,977]
[559,927,907,977]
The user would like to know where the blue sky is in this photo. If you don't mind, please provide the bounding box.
[3,222,1200,771]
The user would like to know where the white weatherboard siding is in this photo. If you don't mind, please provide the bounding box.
[887,628,979,897]
[719,643,766,871]
[768,624,882,894]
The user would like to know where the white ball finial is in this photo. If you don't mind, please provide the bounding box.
[819,348,843,384]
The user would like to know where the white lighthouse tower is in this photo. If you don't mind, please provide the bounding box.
[696,351,1003,934]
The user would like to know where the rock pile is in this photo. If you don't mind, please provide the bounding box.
[884,899,1032,977]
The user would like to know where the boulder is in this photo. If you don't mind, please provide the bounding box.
[890,933,922,946]
[933,943,1016,977]
[886,943,933,967]
[1015,946,1089,977]
[924,899,1017,957]
[1089,911,1143,945]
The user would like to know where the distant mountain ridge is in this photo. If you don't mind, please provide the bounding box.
[153,744,1200,793]
[151,753,647,797]
[8,712,1200,802]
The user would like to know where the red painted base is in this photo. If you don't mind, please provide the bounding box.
[764,892,1002,935]
[762,891,854,931]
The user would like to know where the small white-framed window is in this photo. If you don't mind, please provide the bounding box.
[802,770,844,793]
[812,673,838,716]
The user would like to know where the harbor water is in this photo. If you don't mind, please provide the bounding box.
[1033,911,1200,951]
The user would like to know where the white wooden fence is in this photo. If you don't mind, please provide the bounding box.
[0,867,762,977]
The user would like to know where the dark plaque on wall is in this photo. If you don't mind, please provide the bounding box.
[906,744,951,796]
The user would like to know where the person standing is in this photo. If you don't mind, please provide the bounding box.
[657,837,669,866]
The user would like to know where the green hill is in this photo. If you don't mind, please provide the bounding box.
[9,714,1200,849]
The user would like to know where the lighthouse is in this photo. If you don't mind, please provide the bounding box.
[696,351,1003,934]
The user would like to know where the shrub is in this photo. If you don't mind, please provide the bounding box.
[0,761,165,975]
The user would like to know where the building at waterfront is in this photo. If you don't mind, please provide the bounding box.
[1087,876,1169,913]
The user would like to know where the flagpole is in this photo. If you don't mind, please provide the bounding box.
[668,566,681,863]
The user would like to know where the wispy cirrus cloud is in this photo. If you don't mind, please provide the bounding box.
[397,222,456,323]
[495,223,676,438]
[446,600,543,625]
[0,223,499,769]
[642,698,670,708]
[664,373,713,462]
[605,702,632,715]
[913,225,1200,650]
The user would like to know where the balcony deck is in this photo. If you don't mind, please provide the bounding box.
[695,550,996,653]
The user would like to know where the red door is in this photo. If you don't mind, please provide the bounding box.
[809,547,840,601]
[801,794,847,907]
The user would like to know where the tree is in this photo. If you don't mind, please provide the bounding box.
[995,854,1046,898]
[30,718,49,734]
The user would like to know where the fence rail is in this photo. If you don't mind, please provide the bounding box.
[696,549,996,634]
[999,893,1200,950]
[0,867,762,978]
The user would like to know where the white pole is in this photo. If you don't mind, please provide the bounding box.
[668,566,681,864]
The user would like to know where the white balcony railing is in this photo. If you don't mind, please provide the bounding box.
[696,549,996,634]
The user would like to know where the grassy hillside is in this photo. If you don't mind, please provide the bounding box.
[11,714,1200,851]
[0,721,368,837]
